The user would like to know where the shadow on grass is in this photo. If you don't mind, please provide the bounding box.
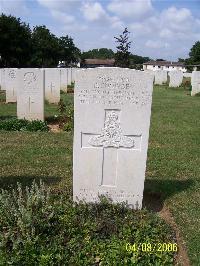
[0,175,62,190]
[143,179,194,212]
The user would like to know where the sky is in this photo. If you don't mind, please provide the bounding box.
[0,0,200,60]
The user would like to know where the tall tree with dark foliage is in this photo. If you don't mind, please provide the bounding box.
[114,28,131,68]
[0,14,32,67]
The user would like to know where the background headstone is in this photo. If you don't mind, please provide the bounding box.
[0,69,2,90]
[67,68,72,85]
[5,68,18,102]
[73,68,154,209]
[71,68,77,83]
[191,71,200,96]
[60,68,68,92]
[45,68,60,104]
[1,68,6,91]
[17,68,44,121]
[183,72,192,78]
[154,70,167,85]
[169,70,183,87]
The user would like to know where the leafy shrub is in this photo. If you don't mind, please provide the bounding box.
[0,182,176,265]
[58,99,67,115]
[0,118,49,132]
[63,105,74,132]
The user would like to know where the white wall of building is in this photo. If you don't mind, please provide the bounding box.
[143,65,187,72]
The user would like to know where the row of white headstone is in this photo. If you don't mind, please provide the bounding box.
[146,69,200,96]
[0,67,199,209]
[147,69,184,87]
[0,68,77,104]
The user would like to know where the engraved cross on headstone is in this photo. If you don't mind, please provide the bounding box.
[50,82,55,93]
[82,110,142,187]
[28,97,34,113]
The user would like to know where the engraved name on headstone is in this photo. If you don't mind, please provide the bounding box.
[73,68,154,209]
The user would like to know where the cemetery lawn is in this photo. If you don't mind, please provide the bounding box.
[0,86,200,264]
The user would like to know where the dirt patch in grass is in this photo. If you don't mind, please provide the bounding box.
[143,192,190,266]
[48,124,61,133]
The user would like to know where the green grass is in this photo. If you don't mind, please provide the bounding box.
[0,85,199,264]
[146,85,200,264]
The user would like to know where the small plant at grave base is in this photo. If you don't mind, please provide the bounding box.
[0,118,49,132]
[63,105,74,132]
[182,80,191,91]
[0,181,176,265]
[58,99,67,116]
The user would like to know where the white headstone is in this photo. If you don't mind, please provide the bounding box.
[191,71,200,96]
[45,68,60,104]
[73,68,154,209]
[0,69,2,89]
[60,68,68,92]
[183,72,192,78]
[154,70,167,85]
[71,68,77,83]
[169,70,183,87]
[67,68,72,85]
[17,68,44,121]
[144,70,155,80]
[5,68,18,102]
[1,69,6,91]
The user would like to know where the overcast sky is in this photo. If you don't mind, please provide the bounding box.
[1,0,200,60]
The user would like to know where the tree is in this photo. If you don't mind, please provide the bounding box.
[188,41,200,65]
[178,58,185,62]
[81,48,115,60]
[114,28,131,68]
[58,36,81,66]
[156,58,165,61]
[0,14,32,67]
[31,25,60,67]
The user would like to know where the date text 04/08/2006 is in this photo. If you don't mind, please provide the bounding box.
[126,243,178,253]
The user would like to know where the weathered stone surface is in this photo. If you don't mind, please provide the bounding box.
[17,68,44,121]
[45,68,60,104]
[169,70,183,87]
[191,71,200,96]
[73,68,154,209]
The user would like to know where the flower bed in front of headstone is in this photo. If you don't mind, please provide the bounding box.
[0,118,49,131]
[0,181,176,265]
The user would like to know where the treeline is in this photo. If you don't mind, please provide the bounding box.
[81,48,150,67]
[0,14,80,67]
[0,14,152,68]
